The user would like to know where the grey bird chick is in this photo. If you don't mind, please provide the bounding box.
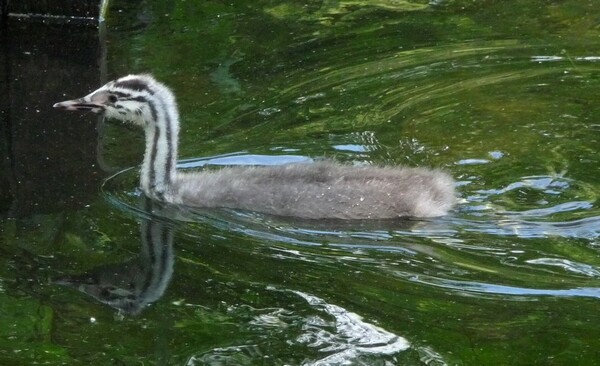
[54,74,455,219]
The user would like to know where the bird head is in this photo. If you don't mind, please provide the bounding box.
[53,74,171,127]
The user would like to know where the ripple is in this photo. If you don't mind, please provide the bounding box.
[526,258,600,277]
[456,158,491,165]
[532,55,600,63]
[503,201,594,217]
[451,216,600,239]
[409,275,600,300]
[103,154,600,244]
[474,175,572,196]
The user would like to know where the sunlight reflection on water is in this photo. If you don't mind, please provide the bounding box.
[410,275,600,299]
[294,291,410,365]
[188,290,414,366]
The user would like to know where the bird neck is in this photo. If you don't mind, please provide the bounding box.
[140,91,179,200]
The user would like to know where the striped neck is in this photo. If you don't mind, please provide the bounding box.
[138,84,179,200]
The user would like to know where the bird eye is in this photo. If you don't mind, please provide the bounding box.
[108,94,118,103]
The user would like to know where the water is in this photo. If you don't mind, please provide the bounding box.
[2,1,600,364]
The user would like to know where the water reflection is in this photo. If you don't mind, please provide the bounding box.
[54,197,175,315]
[411,275,600,299]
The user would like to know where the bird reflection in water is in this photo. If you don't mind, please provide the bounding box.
[54,198,175,315]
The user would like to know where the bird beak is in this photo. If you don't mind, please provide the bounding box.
[53,98,105,113]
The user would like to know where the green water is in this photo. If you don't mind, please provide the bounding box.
[2,0,600,364]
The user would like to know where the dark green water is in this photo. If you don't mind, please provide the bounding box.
[2,0,600,364]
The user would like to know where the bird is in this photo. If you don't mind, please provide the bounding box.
[53,74,455,219]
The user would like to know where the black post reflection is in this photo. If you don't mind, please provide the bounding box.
[54,197,175,315]
[0,17,104,217]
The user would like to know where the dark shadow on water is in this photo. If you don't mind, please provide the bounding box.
[0,18,104,218]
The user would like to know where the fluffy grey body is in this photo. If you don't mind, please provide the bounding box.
[174,162,454,219]
[54,74,455,219]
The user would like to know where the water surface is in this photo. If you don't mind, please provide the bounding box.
[2,1,600,364]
